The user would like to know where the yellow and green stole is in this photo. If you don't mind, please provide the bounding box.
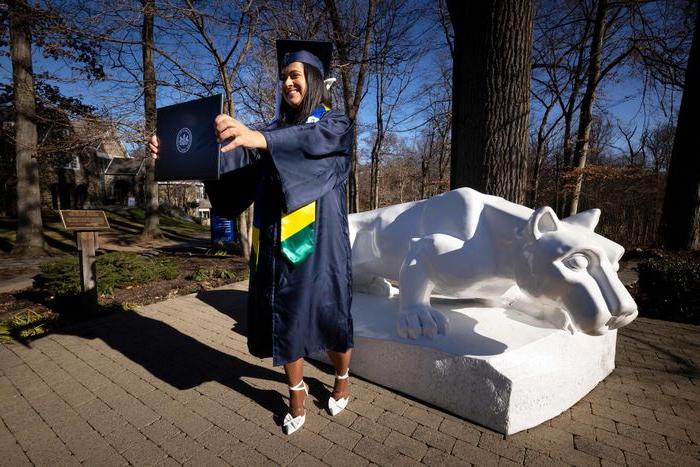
[250,105,329,271]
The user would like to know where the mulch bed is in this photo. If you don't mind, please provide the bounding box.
[0,252,248,335]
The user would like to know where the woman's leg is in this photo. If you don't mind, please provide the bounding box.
[326,348,353,398]
[283,357,307,416]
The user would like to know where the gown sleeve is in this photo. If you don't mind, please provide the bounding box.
[260,110,353,213]
[203,146,259,219]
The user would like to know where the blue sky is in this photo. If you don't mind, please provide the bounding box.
[0,6,682,160]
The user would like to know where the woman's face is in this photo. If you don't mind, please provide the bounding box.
[280,62,307,109]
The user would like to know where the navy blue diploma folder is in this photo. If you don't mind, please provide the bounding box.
[155,94,223,181]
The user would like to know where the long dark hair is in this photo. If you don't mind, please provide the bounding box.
[280,63,332,125]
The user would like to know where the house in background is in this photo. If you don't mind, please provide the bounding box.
[196,197,212,225]
[104,157,145,206]
[158,180,210,222]
[2,110,211,218]
[0,107,148,213]
[40,119,145,210]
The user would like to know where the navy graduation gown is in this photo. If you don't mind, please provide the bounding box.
[205,110,354,366]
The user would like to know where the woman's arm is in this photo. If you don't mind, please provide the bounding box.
[261,111,353,158]
[204,115,264,218]
[260,111,354,213]
[213,111,354,213]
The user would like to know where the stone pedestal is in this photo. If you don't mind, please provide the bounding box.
[310,293,616,435]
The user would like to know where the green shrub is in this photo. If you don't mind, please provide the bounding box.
[0,311,51,341]
[36,252,178,297]
[36,256,82,296]
[636,254,700,325]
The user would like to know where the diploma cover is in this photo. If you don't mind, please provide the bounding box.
[155,94,223,181]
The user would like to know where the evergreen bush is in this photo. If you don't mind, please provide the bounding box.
[36,252,178,297]
[637,254,700,325]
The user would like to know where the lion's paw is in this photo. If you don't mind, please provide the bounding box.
[396,305,449,339]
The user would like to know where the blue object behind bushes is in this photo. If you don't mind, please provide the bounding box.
[211,213,235,245]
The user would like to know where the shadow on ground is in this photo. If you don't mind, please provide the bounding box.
[56,304,304,426]
[198,288,346,406]
[195,288,249,337]
[621,325,700,378]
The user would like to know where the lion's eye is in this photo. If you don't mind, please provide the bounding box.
[563,253,589,271]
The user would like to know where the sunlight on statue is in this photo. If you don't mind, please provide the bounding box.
[349,187,638,339]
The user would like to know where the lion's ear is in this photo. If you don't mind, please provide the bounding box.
[528,207,560,240]
[564,209,600,231]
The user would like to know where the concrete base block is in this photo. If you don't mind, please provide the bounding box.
[310,293,616,435]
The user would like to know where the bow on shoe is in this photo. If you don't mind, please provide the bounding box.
[282,412,306,435]
[327,368,350,416]
[327,395,349,416]
[283,379,308,435]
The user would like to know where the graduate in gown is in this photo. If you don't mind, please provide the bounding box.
[152,40,354,436]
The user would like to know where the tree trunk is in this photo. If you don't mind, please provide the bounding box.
[528,102,554,207]
[141,0,161,240]
[566,0,608,216]
[447,0,533,204]
[369,136,381,210]
[224,91,251,260]
[369,72,383,210]
[659,6,700,250]
[9,0,44,255]
[556,45,586,217]
[324,0,377,213]
[421,127,435,199]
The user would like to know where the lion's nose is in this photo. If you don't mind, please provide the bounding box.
[606,307,638,330]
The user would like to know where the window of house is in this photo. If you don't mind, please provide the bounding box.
[62,155,80,170]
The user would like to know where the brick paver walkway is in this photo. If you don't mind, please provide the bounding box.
[1,282,698,466]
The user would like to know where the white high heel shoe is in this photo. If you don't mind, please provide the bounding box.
[328,368,350,416]
[283,379,308,435]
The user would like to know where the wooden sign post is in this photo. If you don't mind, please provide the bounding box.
[59,210,111,315]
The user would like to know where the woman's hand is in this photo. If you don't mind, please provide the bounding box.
[148,134,159,159]
[214,114,267,152]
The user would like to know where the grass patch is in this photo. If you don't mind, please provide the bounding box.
[35,251,178,298]
[106,208,208,235]
[0,208,209,254]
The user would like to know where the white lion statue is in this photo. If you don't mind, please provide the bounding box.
[349,187,638,339]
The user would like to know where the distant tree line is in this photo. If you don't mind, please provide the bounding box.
[1,0,698,256]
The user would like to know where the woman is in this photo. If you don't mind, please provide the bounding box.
[149,40,354,436]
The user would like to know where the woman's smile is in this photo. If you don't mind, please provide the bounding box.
[280,61,307,108]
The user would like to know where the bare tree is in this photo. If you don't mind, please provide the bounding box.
[324,0,378,213]
[618,123,647,167]
[4,0,104,255]
[168,0,258,257]
[447,0,533,204]
[646,121,674,173]
[367,0,418,209]
[527,93,562,207]
[566,0,610,215]
[140,0,161,240]
[8,0,43,255]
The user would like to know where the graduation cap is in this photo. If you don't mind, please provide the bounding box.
[276,39,333,79]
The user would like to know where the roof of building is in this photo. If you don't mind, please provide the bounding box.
[104,157,144,175]
[72,119,127,158]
